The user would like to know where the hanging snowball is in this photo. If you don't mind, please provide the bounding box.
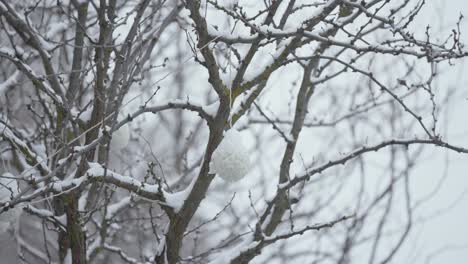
[210,129,251,182]
[0,174,20,234]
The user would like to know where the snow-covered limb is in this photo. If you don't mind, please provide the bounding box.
[71,105,93,123]
[44,21,68,42]
[22,205,53,218]
[87,163,198,213]
[0,48,63,105]
[23,205,66,230]
[105,196,132,220]
[0,163,164,216]
[86,163,163,201]
[0,95,218,208]
[206,0,340,42]
[0,175,83,216]
[0,122,50,175]
[103,243,148,264]
[0,1,67,103]
[86,236,102,261]
[0,70,19,98]
[203,100,220,117]
[208,4,466,63]
[0,3,52,58]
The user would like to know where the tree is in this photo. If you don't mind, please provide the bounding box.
[0,0,467,263]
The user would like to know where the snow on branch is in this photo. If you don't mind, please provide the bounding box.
[86,163,164,201]
[86,163,195,212]
[0,70,19,98]
[0,1,66,99]
[103,243,144,264]
[0,122,50,175]
[105,196,132,220]
[208,0,466,63]
[23,205,66,231]
[0,48,63,104]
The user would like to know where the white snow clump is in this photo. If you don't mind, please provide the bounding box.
[210,129,251,182]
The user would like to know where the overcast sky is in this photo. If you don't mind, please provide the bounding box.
[388,1,468,263]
